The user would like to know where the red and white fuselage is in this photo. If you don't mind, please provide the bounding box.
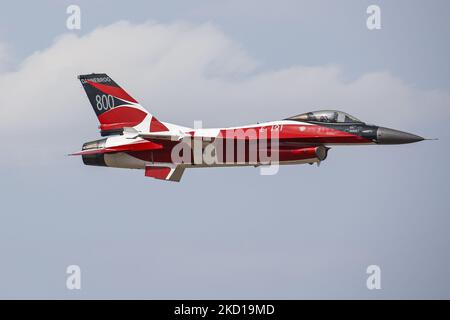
[72,73,424,182]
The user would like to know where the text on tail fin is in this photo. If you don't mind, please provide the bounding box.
[78,73,149,131]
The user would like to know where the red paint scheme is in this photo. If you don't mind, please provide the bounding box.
[98,107,147,130]
[123,121,373,166]
[145,166,171,179]
[86,80,138,103]
[277,147,321,162]
[75,73,423,182]
[150,117,169,132]
[218,124,371,144]
[126,137,327,165]
[82,123,370,165]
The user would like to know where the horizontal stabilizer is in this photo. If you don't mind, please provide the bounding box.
[70,140,162,156]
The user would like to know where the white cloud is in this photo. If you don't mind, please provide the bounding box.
[0,20,448,165]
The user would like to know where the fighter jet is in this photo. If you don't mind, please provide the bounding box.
[71,73,426,182]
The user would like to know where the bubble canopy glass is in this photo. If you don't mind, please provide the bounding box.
[286,110,363,124]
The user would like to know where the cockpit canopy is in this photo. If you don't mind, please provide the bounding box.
[286,110,363,124]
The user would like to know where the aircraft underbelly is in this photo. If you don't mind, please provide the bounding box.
[104,153,146,169]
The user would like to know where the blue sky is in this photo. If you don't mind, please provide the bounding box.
[0,0,449,298]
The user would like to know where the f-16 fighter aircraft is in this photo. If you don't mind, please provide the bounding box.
[71,73,426,182]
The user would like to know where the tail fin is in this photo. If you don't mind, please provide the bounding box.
[78,73,168,135]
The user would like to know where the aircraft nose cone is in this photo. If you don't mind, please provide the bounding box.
[376,127,424,144]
